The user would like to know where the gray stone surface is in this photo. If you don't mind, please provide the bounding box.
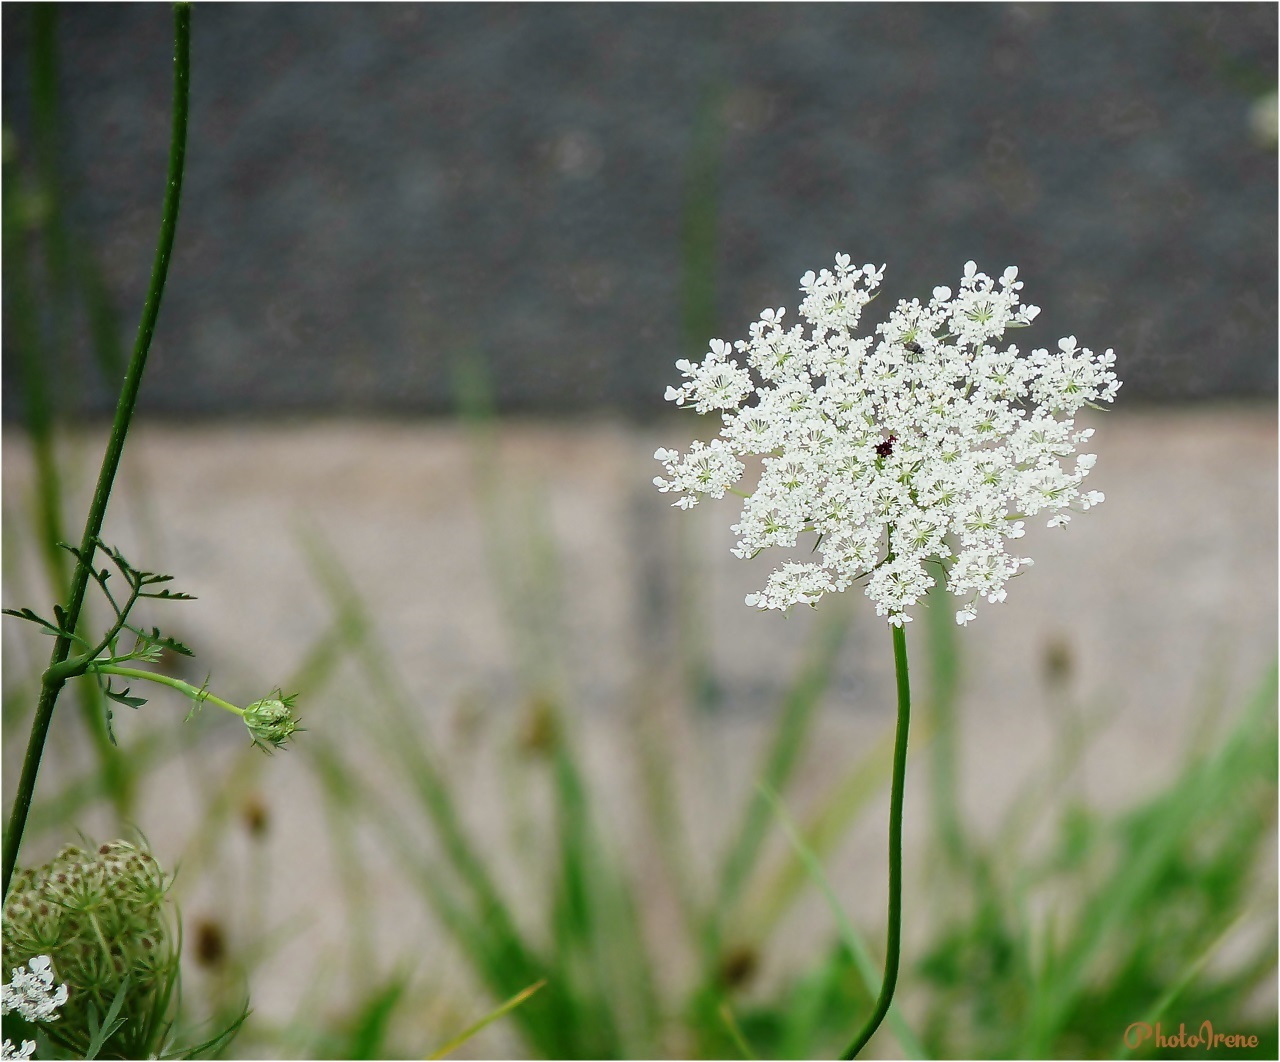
[2,4,1276,418]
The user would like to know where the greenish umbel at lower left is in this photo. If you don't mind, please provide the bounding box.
[3,841,178,1059]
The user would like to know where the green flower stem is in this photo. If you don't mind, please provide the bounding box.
[2,3,190,899]
[87,664,247,719]
[842,621,911,1061]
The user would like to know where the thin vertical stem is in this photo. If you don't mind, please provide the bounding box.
[2,3,191,898]
[841,622,911,1060]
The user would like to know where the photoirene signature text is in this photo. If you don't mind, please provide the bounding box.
[1124,1021,1259,1051]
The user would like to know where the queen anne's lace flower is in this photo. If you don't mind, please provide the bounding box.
[1,954,68,1061]
[1,955,67,1025]
[4,843,178,1059]
[654,256,1120,625]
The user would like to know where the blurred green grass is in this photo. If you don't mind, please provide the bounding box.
[237,445,1273,1060]
[7,385,1275,1058]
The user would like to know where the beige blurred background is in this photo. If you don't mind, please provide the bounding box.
[3,402,1274,1046]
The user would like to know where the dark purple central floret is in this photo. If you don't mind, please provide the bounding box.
[875,435,896,459]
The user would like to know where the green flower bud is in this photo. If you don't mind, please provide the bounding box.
[3,841,178,1060]
[243,691,301,751]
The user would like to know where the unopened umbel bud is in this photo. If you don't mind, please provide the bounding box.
[243,692,300,751]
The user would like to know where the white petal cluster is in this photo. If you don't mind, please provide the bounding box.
[1,1040,35,1061]
[1,955,67,1025]
[654,257,1120,625]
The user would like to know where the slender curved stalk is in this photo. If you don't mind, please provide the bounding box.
[842,622,911,1060]
[87,664,247,719]
[2,3,191,898]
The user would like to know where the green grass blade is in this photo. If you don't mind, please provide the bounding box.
[742,720,898,940]
[774,948,851,1060]
[633,701,703,943]
[1110,911,1252,1059]
[711,604,850,943]
[546,728,661,1057]
[718,1001,758,1060]
[300,531,526,941]
[165,1002,251,1060]
[1019,662,1278,1055]
[922,567,966,869]
[3,118,135,820]
[346,973,411,1060]
[675,63,726,715]
[305,733,565,1053]
[428,979,547,1060]
[761,784,929,1060]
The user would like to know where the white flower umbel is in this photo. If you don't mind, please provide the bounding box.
[1,955,67,1025]
[654,256,1120,625]
[2,954,67,1059]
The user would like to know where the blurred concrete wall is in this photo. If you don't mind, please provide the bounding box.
[2,3,1276,417]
